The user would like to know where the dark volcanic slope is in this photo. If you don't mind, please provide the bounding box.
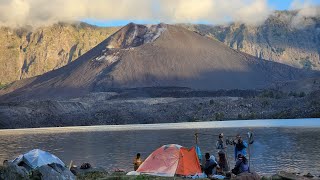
[0,23,315,100]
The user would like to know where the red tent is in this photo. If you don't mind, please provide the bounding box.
[137,144,202,177]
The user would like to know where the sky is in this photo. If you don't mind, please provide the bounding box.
[268,0,294,10]
[0,0,319,28]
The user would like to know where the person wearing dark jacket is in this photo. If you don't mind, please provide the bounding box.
[203,153,218,176]
[232,154,249,175]
[217,151,229,172]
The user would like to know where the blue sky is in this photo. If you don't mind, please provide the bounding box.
[268,0,293,10]
[84,0,317,27]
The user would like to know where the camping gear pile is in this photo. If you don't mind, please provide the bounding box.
[2,149,75,180]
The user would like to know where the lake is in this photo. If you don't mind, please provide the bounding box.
[0,119,320,176]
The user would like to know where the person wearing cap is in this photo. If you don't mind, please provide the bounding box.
[233,134,248,161]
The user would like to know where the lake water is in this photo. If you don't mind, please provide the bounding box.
[0,119,320,176]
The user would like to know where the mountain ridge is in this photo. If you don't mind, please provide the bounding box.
[0,23,316,101]
[1,22,320,128]
[179,9,320,70]
[0,22,119,84]
[0,9,319,85]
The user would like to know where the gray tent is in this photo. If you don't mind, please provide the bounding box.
[12,149,65,169]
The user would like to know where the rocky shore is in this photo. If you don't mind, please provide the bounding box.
[0,88,320,129]
[1,163,319,180]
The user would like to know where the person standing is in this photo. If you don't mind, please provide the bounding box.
[216,133,229,173]
[216,133,226,151]
[133,153,143,171]
[233,135,248,161]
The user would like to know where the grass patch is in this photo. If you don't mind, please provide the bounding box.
[77,172,207,180]
[0,83,7,90]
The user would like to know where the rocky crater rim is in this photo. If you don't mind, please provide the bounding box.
[105,23,167,49]
[93,23,167,63]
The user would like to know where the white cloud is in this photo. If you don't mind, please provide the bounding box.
[290,0,320,17]
[0,0,154,27]
[2,0,313,28]
[157,0,271,25]
[289,0,320,28]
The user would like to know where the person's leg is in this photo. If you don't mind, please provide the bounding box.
[232,168,239,175]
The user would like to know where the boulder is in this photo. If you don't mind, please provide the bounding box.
[1,162,75,180]
[71,165,107,176]
[303,173,314,178]
[34,163,75,180]
[1,162,29,180]
[270,174,284,180]
[277,171,311,180]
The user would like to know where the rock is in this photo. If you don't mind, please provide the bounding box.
[180,10,320,71]
[277,171,311,180]
[2,162,29,180]
[235,172,260,180]
[270,174,283,180]
[34,163,75,180]
[71,165,107,177]
[303,173,314,178]
[80,163,92,169]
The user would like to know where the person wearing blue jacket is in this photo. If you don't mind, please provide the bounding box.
[233,134,247,161]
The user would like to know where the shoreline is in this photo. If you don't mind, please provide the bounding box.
[1,164,319,180]
[1,88,320,129]
[0,118,319,134]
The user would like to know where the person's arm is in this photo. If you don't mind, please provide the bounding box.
[234,146,237,160]
[234,160,241,169]
[243,141,248,148]
[212,161,217,168]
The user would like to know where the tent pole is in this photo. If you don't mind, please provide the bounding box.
[248,144,251,172]
[247,132,251,173]
[69,160,73,170]
[195,131,199,145]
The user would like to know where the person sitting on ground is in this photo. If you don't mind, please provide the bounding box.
[234,134,248,161]
[203,153,218,176]
[231,154,249,175]
[133,153,143,171]
[217,150,229,173]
